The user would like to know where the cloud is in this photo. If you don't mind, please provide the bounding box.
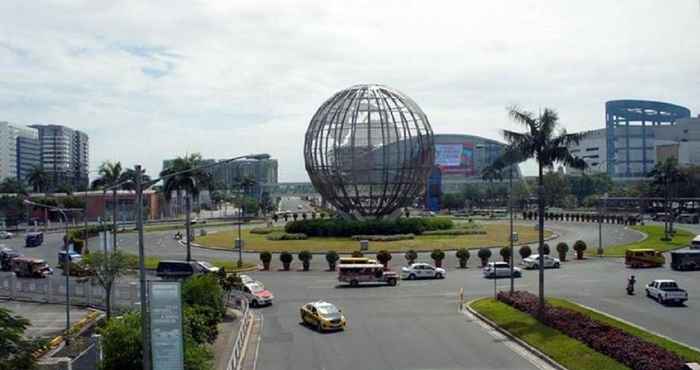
[0,0,699,181]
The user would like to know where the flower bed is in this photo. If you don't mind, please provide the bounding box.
[497,291,686,370]
[350,234,415,241]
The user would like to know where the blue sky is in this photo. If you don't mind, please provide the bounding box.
[1,0,699,181]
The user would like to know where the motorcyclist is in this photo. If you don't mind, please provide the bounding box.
[627,275,636,295]
[174,231,183,240]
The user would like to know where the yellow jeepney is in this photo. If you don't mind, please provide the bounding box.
[625,248,664,268]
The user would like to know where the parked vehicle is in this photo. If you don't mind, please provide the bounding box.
[483,262,522,278]
[521,254,560,269]
[645,280,688,305]
[196,260,220,273]
[238,281,274,307]
[156,260,211,279]
[670,249,700,271]
[625,249,665,268]
[25,232,44,248]
[677,213,699,224]
[400,263,446,280]
[300,301,346,332]
[691,235,700,249]
[11,257,53,278]
[337,260,398,287]
[0,247,20,271]
[0,231,14,239]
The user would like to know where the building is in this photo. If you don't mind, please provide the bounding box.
[569,100,700,178]
[15,126,40,182]
[0,122,41,182]
[29,124,89,190]
[162,155,278,190]
[0,122,18,180]
[432,134,521,194]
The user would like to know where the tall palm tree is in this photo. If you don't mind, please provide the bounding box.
[500,106,586,316]
[160,153,210,261]
[27,166,49,193]
[648,157,684,240]
[92,161,124,251]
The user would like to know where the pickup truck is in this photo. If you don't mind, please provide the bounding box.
[645,279,688,305]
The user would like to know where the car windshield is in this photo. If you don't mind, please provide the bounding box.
[660,282,678,289]
[248,283,264,293]
[198,261,214,269]
[317,304,339,316]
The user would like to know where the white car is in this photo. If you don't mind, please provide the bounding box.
[645,280,688,305]
[239,281,274,307]
[401,263,446,280]
[483,262,522,278]
[196,261,220,273]
[522,255,561,269]
[239,274,256,285]
[0,231,13,239]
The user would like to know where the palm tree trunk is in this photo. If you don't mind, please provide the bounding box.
[538,161,545,318]
[112,189,118,251]
[106,283,112,319]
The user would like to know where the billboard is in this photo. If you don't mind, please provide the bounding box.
[149,281,184,370]
[435,142,475,176]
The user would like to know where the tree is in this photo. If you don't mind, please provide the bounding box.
[430,249,445,267]
[92,161,124,251]
[27,166,49,193]
[0,308,43,370]
[325,250,339,271]
[0,178,26,194]
[456,248,470,268]
[500,106,586,316]
[477,248,492,267]
[298,250,312,271]
[542,172,572,208]
[376,250,392,270]
[648,157,685,240]
[441,193,465,212]
[84,251,130,318]
[404,249,417,265]
[568,173,613,205]
[461,184,484,209]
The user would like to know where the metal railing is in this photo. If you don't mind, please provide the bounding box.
[227,293,253,370]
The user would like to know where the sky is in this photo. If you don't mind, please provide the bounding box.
[1,0,699,181]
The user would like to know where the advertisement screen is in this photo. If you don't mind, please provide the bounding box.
[435,142,475,176]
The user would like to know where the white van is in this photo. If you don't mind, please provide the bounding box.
[691,235,700,249]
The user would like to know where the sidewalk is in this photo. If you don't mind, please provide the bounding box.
[213,308,243,370]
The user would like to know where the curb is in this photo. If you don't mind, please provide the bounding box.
[464,298,567,370]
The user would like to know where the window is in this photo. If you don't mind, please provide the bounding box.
[585,147,598,151]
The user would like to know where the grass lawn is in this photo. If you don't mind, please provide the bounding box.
[601,225,693,257]
[470,298,628,370]
[548,298,700,363]
[194,223,551,253]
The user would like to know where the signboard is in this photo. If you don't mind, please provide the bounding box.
[149,281,184,370]
[435,142,475,176]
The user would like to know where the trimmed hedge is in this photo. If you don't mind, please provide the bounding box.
[422,229,486,236]
[350,234,415,241]
[284,217,453,237]
[497,291,685,370]
[250,227,278,235]
[266,232,308,241]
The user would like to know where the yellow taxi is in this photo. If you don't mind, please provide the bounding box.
[300,301,346,332]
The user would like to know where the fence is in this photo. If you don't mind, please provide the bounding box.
[227,293,253,370]
[0,273,140,310]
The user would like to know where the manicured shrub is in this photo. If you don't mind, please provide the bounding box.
[540,243,550,255]
[250,227,276,234]
[280,251,293,271]
[497,291,685,370]
[556,242,569,261]
[477,248,492,267]
[456,248,470,268]
[284,217,453,237]
[519,245,532,259]
[573,240,587,260]
[298,250,312,271]
[430,249,445,268]
[325,250,339,271]
[376,250,392,269]
[404,249,417,265]
[351,251,364,258]
[266,232,307,241]
[500,246,512,262]
[350,234,415,241]
[259,251,272,271]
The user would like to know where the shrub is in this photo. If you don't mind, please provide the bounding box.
[422,229,486,235]
[376,250,392,269]
[266,232,307,241]
[556,242,569,261]
[541,243,551,255]
[350,234,415,241]
[497,291,685,370]
[325,250,339,271]
[404,249,417,265]
[280,251,293,271]
[573,240,587,259]
[500,246,512,262]
[250,227,277,234]
[284,217,453,237]
[351,251,364,258]
[182,275,225,319]
[519,245,532,259]
[477,248,492,267]
[298,250,312,271]
[430,249,445,267]
[259,251,272,263]
[456,248,470,268]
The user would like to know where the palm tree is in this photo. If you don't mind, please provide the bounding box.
[482,165,503,213]
[648,157,684,240]
[27,166,49,193]
[160,153,210,261]
[500,106,586,316]
[92,161,124,251]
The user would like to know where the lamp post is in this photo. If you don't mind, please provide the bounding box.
[118,153,269,370]
[23,200,83,344]
[509,163,515,294]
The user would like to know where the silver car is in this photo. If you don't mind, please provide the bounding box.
[482,262,522,278]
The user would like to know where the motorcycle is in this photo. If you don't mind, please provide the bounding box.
[174,232,183,241]
[627,276,636,295]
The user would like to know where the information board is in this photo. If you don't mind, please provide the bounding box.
[435,144,463,166]
[149,281,184,370]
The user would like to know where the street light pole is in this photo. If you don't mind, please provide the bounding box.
[237,201,243,267]
[134,165,150,370]
[509,164,514,294]
[185,193,192,262]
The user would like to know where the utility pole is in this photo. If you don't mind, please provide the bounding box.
[135,165,150,370]
[185,193,192,262]
[509,164,515,294]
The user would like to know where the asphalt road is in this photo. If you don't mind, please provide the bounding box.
[247,255,700,370]
[278,196,314,214]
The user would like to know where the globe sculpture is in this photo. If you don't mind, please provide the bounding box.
[304,84,434,219]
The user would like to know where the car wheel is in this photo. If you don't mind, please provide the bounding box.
[435,273,443,279]
[533,264,539,269]
[387,278,397,286]
[250,300,258,308]
[646,290,651,298]
[554,263,560,268]
[350,279,358,287]
[514,271,522,278]
[408,274,416,280]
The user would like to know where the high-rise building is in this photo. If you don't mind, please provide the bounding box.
[0,122,41,182]
[15,126,40,182]
[29,124,89,191]
[162,155,278,190]
[0,122,18,180]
